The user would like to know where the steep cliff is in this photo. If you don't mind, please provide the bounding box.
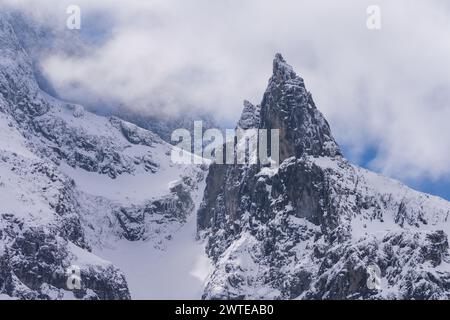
[198,54,450,300]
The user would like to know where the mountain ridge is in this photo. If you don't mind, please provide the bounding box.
[198,54,450,300]
[2,8,450,300]
[0,11,206,299]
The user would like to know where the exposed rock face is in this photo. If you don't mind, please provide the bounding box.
[115,110,218,145]
[0,11,205,299]
[261,54,341,162]
[0,142,131,299]
[3,6,450,300]
[197,54,341,235]
[238,101,261,130]
[198,54,450,300]
[0,223,130,300]
[113,174,202,242]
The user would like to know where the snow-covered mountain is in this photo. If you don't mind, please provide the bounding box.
[198,54,450,300]
[2,7,450,301]
[0,11,207,299]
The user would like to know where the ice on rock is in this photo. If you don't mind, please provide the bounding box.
[198,54,450,300]
[0,12,207,300]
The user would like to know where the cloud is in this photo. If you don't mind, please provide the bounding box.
[3,0,450,183]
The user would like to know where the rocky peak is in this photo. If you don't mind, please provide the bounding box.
[198,54,450,301]
[260,53,341,161]
[197,54,343,234]
[237,100,260,130]
[272,53,304,85]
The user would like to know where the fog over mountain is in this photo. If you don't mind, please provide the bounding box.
[2,0,450,193]
[1,1,450,301]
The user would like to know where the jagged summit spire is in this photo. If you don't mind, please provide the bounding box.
[261,53,341,160]
[237,100,260,130]
[272,53,304,84]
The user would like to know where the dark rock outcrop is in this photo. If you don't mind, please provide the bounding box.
[198,54,450,300]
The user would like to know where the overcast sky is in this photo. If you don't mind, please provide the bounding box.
[3,0,450,198]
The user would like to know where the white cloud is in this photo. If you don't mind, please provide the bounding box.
[3,0,450,183]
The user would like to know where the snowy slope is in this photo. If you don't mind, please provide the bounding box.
[0,11,209,299]
[98,179,213,299]
[3,7,450,301]
[0,106,131,299]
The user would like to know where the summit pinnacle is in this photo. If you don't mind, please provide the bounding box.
[198,54,450,300]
